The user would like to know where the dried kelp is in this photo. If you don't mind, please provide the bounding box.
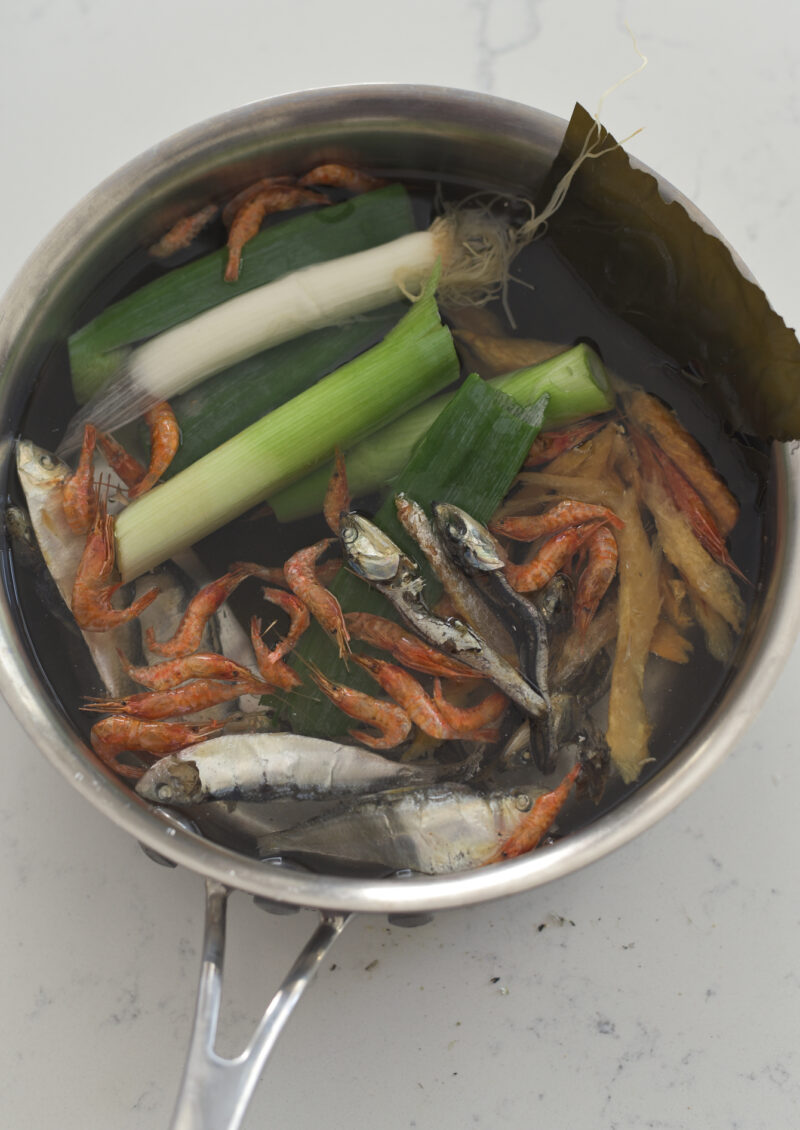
[538,104,800,440]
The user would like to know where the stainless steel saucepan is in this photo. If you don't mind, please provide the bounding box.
[1,86,798,1130]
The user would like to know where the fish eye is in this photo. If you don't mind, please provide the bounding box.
[156,784,173,800]
[514,793,533,811]
[39,454,55,469]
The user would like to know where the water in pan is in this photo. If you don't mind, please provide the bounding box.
[2,174,772,867]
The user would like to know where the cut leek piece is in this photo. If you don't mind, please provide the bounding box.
[160,304,407,476]
[281,374,546,738]
[68,185,415,405]
[271,342,612,522]
[114,273,458,581]
[61,228,438,453]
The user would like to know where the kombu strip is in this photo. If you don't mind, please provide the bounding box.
[537,104,800,440]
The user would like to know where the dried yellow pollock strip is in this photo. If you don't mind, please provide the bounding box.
[624,390,739,535]
[658,563,693,630]
[688,592,735,664]
[650,620,693,664]
[551,596,618,690]
[606,487,662,784]
[496,470,624,523]
[641,478,745,633]
[453,330,569,376]
[541,421,617,479]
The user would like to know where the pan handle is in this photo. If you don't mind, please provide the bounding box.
[169,878,351,1130]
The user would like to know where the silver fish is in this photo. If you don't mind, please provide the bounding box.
[340,512,483,656]
[394,494,516,659]
[15,439,136,697]
[433,500,555,768]
[551,596,617,692]
[499,721,534,768]
[135,732,445,805]
[256,784,541,874]
[129,555,260,724]
[336,516,407,582]
[431,501,505,574]
[341,506,546,720]
[500,691,582,768]
[16,442,90,602]
[433,501,549,679]
[14,442,259,715]
[6,504,81,638]
[534,573,573,631]
[171,548,256,672]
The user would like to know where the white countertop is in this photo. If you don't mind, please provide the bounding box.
[2,2,799,1127]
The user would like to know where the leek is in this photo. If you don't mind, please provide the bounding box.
[114,275,458,581]
[68,186,415,405]
[271,342,612,522]
[159,304,407,476]
[61,229,438,453]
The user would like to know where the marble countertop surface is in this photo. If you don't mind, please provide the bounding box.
[2,1,799,1127]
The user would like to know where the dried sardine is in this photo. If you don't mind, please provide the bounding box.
[432,500,556,770]
[15,440,136,697]
[339,510,547,720]
[135,732,449,805]
[394,494,516,660]
[256,784,544,874]
[432,501,551,696]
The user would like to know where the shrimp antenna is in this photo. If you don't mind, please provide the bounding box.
[293,654,355,697]
[292,652,331,683]
[253,616,279,641]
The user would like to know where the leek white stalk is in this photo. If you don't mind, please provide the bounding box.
[135,230,438,392]
[59,230,440,454]
[58,205,549,456]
